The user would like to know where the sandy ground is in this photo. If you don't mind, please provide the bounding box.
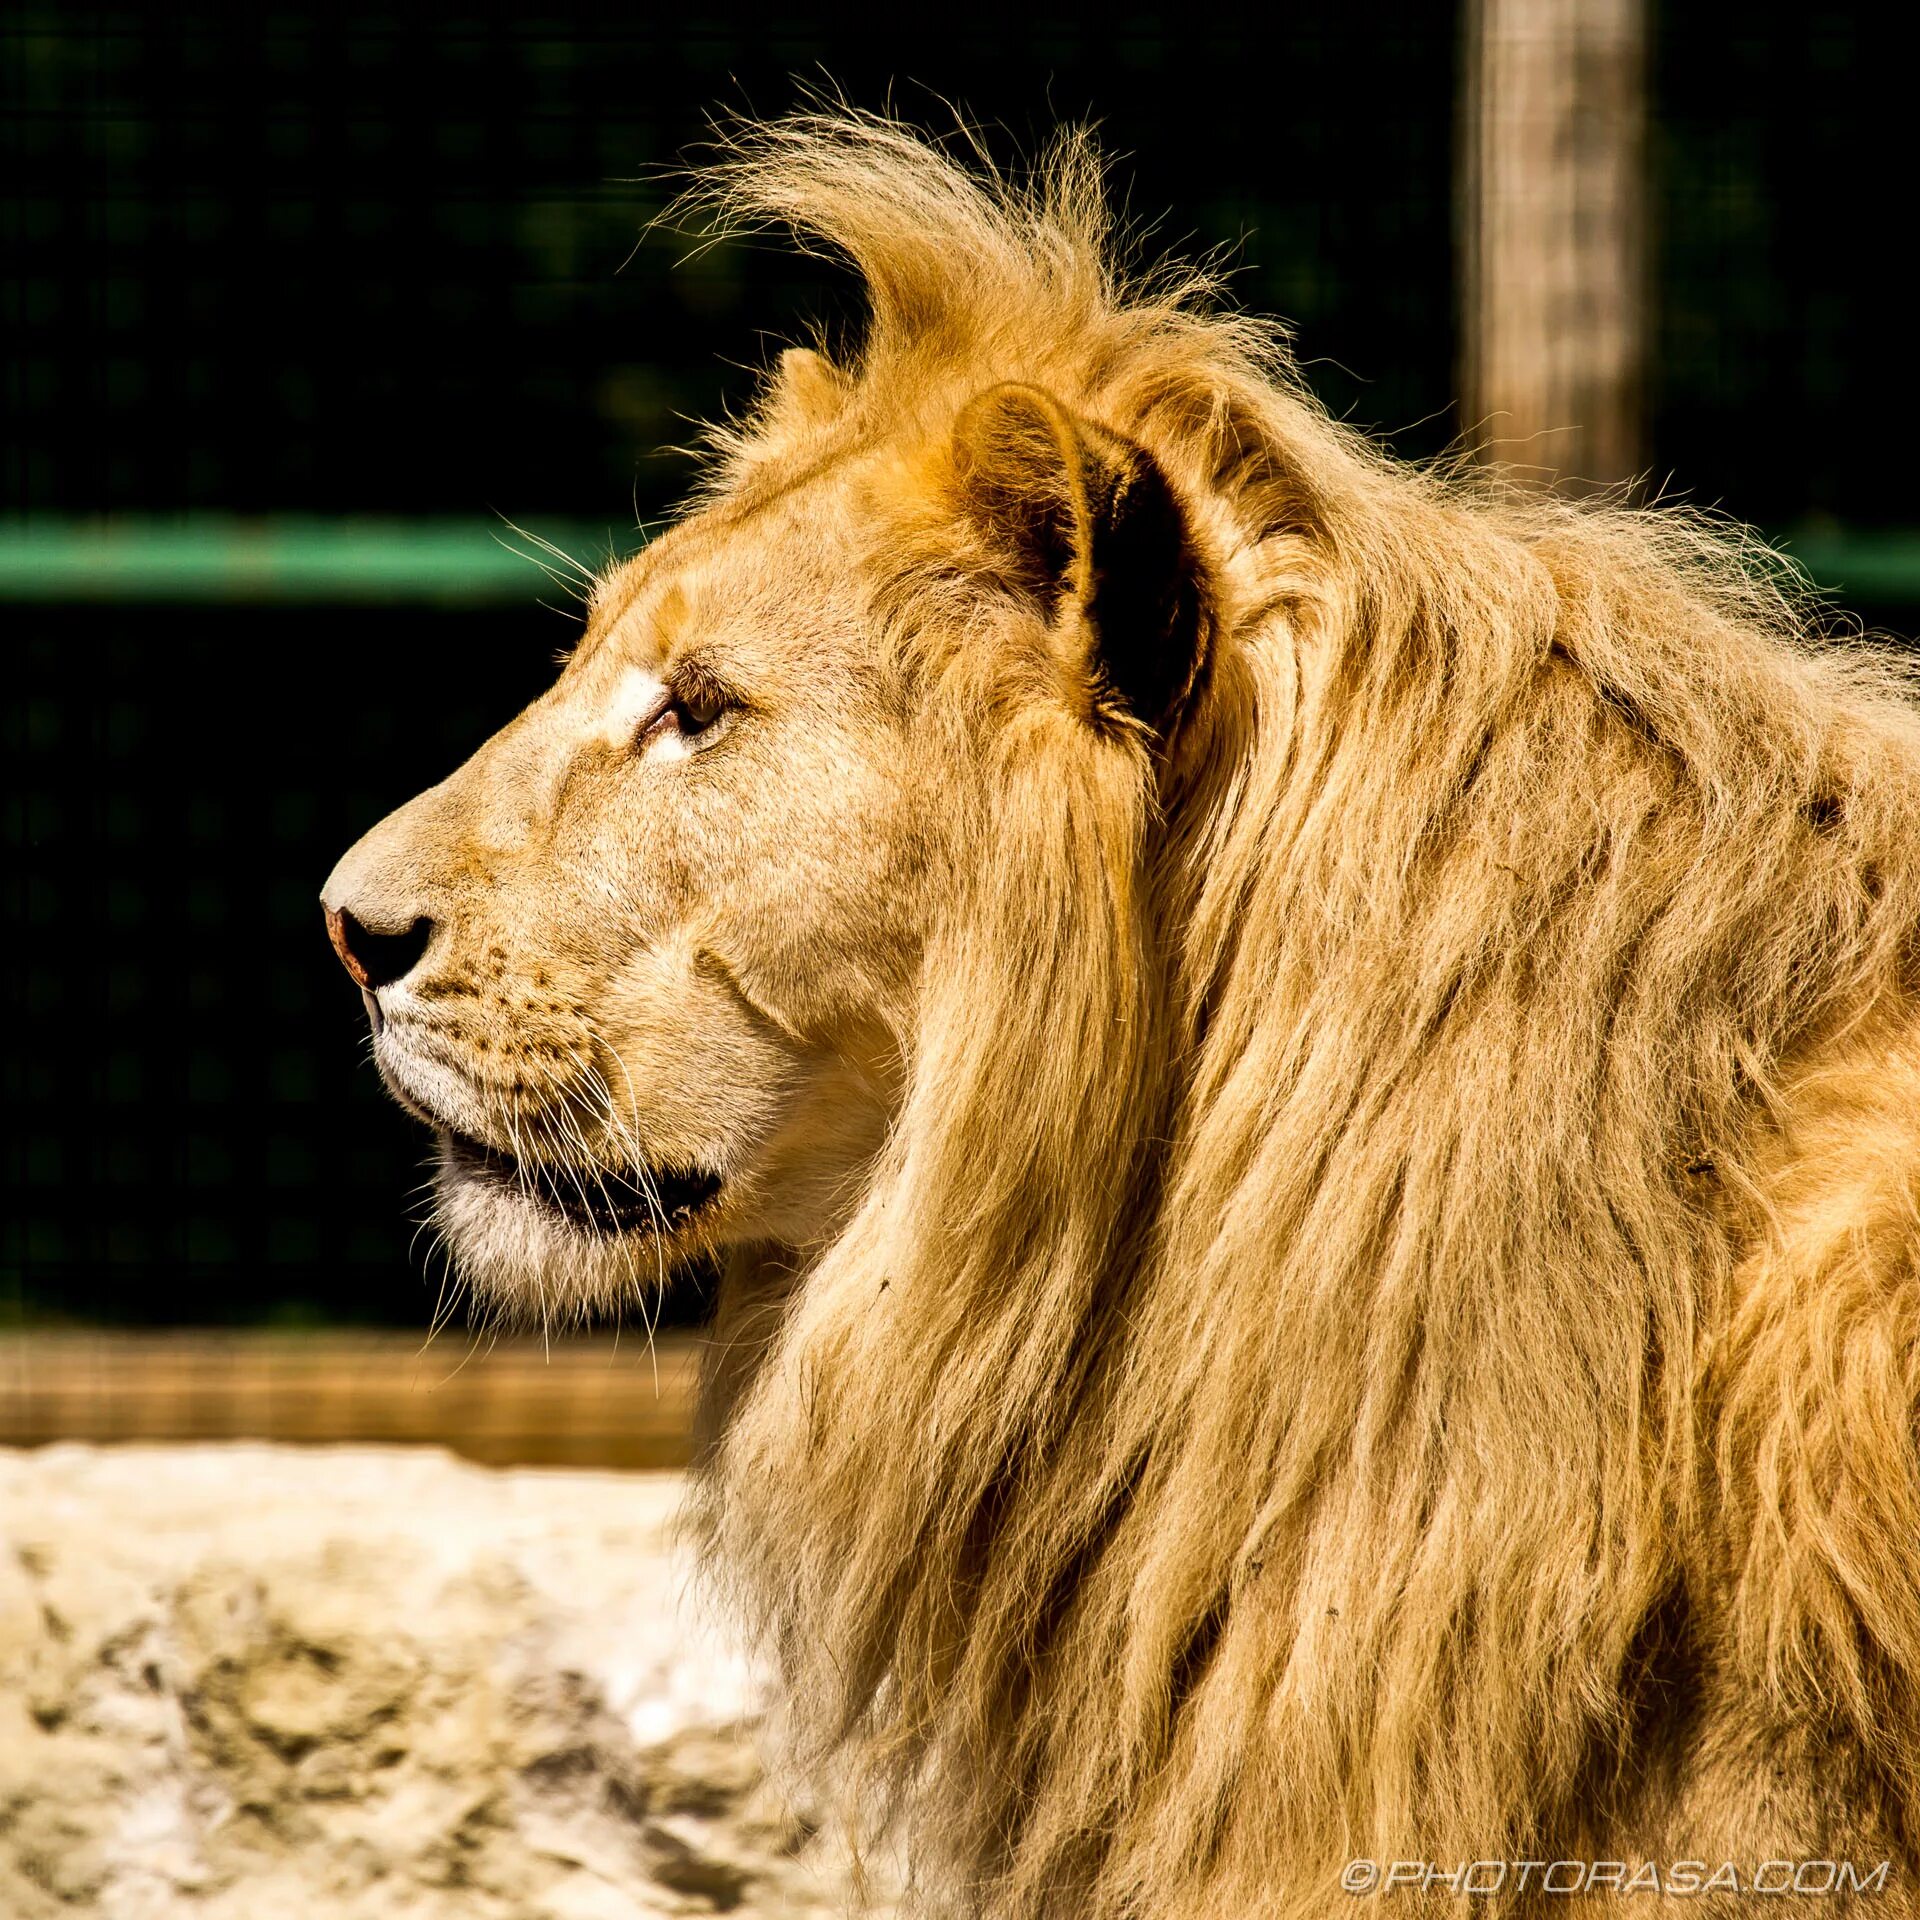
[0,1443,893,1918]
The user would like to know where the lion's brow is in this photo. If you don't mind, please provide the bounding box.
[574,568,693,670]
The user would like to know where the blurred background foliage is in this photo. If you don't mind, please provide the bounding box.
[3,4,1916,1329]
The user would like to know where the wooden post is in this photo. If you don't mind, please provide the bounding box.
[1461,0,1648,491]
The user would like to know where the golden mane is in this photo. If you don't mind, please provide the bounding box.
[686,112,1920,1914]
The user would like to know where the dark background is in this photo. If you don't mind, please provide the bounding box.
[5,5,1917,1326]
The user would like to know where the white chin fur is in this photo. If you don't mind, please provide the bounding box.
[432,1158,677,1325]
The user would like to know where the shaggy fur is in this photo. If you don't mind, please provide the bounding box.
[324,109,1920,1917]
[682,116,1920,1914]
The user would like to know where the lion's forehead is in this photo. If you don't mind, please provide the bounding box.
[584,557,696,663]
[588,469,876,650]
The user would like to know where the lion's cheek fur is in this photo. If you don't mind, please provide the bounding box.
[598,980,902,1257]
[592,934,799,1166]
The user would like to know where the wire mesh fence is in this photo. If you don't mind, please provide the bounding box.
[0,7,1462,523]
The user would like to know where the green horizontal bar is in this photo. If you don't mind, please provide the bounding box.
[1775,529,1920,607]
[0,516,1917,608]
[0,517,645,604]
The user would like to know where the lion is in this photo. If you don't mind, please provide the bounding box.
[322,111,1920,1916]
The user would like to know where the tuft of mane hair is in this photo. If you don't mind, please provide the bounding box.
[686,110,1920,1916]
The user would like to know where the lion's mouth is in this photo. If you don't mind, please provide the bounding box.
[440,1129,722,1236]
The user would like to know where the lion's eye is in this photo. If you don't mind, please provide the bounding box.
[671,684,727,736]
[636,672,733,754]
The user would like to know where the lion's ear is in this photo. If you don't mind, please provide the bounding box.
[953,382,1209,736]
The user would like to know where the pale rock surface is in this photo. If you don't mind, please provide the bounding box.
[0,1444,893,1919]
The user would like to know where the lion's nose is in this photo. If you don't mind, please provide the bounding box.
[324,904,436,992]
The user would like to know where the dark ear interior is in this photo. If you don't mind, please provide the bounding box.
[953,383,1209,736]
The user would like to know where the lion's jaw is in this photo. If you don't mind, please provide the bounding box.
[321,492,923,1322]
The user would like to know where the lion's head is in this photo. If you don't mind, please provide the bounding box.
[322,117,1227,1327]
[328,112,1920,1917]
[324,431,927,1309]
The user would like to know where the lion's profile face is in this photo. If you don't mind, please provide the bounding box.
[322,471,935,1316]
[325,341,1211,1322]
